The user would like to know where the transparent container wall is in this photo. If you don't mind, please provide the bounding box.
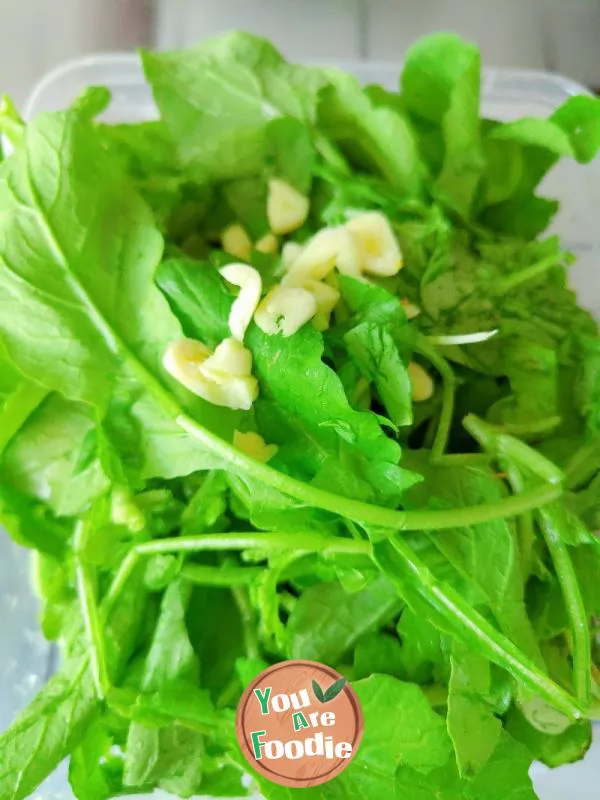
[2,54,598,800]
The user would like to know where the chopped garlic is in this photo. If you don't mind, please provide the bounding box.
[221,223,252,262]
[267,178,310,235]
[428,330,499,346]
[199,337,253,379]
[303,279,340,331]
[345,212,403,277]
[286,227,342,282]
[335,226,364,280]
[255,233,279,254]
[220,264,262,341]
[254,285,317,337]
[281,241,304,270]
[163,337,257,411]
[400,298,421,320]
[163,338,212,396]
[408,361,434,402]
[234,430,278,462]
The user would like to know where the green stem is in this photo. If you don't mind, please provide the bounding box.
[379,536,582,719]
[564,435,600,490]
[178,414,559,529]
[180,563,262,587]
[414,336,456,461]
[464,414,591,708]
[137,532,370,556]
[505,465,535,582]
[496,255,562,295]
[74,523,111,699]
[225,556,260,662]
[464,414,564,486]
[490,416,562,438]
[537,506,592,706]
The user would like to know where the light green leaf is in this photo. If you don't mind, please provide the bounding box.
[447,641,502,777]
[1,394,109,516]
[0,108,229,481]
[318,73,423,196]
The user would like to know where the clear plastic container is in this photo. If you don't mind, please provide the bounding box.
[2,53,599,800]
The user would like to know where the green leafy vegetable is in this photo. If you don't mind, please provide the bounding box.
[0,28,599,800]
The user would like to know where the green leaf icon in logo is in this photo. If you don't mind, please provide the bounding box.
[312,677,347,703]
[312,679,326,703]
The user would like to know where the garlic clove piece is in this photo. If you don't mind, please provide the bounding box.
[221,223,252,262]
[254,285,317,337]
[220,263,262,341]
[267,178,310,235]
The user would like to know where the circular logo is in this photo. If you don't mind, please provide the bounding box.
[236,660,363,788]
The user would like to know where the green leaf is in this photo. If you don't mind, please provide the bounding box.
[373,535,581,721]
[403,455,544,667]
[318,73,424,197]
[0,569,146,800]
[397,606,449,684]
[68,718,123,800]
[505,705,592,768]
[352,675,452,774]
[0,109,237,488]
[1,395,110,517]
[447,641,502,777]
[157,256,418,505]
[0,483,68,557]
[340,276,414,427]
[286,575,401,663]
[353,632,405,681]
[266,116,314,193]
[479,95,600,236]
[123,580,206,796]
[141,32,329,183]
[463,731,537,800]
[401,33,483,215]
[0,351,48,455]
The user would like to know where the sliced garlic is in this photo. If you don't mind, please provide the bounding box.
[286,227,342,282]
[281,241,304,270]
[304,280,340,331]
[408,361,434,402]
[212,375,258,410]
[428,330,499,346]
[221,223,252,262]
[163,337,257,411]
[255,233,279,254]
[254,285,317,337]
[234,430,278,462]
[335,226,364,280]
[199,337,253,379]
[400,298,421,320]
[220,264,262,342]
[267,178,310,235]
[163,338,212,396]
[346,212,403,277]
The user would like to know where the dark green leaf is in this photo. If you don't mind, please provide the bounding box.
[311,679,325,703]
[322,676,347,702]
[286,575,402,663]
